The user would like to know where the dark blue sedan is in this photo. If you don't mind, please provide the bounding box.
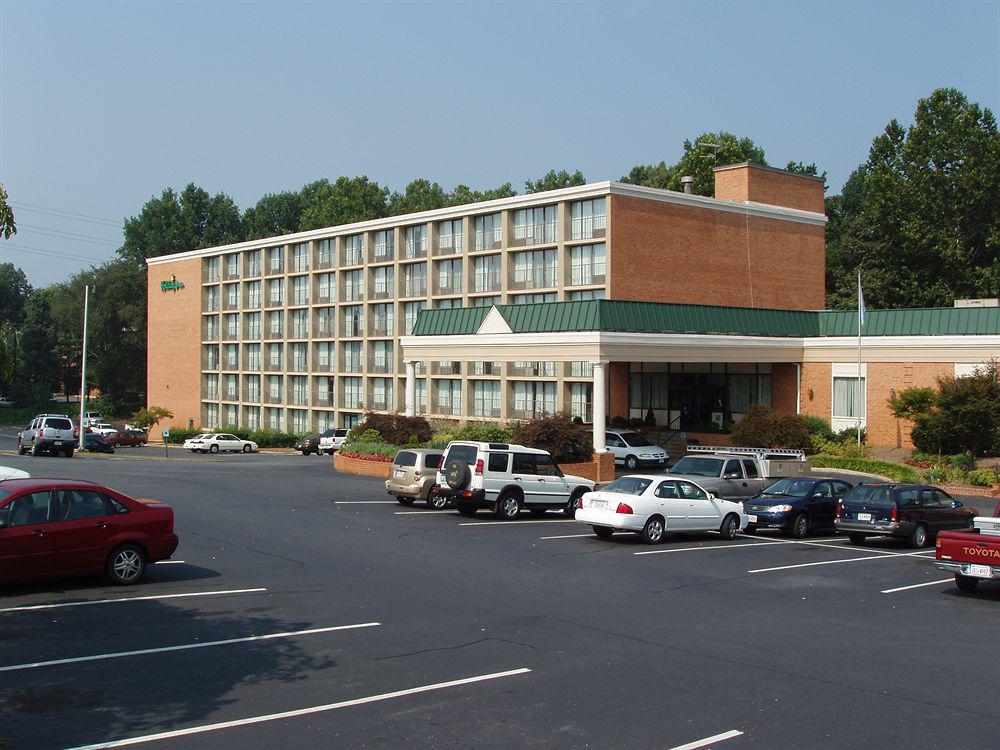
[744,477,853,538]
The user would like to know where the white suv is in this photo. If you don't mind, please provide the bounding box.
[318,428,349,455]
[18,414,76,457]
[435,441,595,520]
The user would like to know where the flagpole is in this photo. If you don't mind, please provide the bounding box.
[857,271,863,447]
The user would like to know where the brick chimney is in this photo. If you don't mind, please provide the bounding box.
[713,163,826,214]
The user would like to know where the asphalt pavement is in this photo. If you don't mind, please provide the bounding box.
[0,440,999,749]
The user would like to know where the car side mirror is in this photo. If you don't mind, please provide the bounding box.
[953,500,962,509]
[707,493,717,500]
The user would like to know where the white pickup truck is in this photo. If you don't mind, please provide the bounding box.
[665,446,812,500]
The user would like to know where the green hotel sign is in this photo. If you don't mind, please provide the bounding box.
[161,276,185,293]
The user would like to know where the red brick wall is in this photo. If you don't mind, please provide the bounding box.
[799,362,833,425]
[714,165,826,214]
[609,362,630,420]
[771,363,799,415]
[608,195,825,310]
[866,362,952,448]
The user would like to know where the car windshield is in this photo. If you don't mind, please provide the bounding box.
[668,457,724,477]
[0,489,11,501]
[621,432,653,447]
[320,429,337,437]
[761,478,816,497]
[599,477,653,495]
[842,484,894,506]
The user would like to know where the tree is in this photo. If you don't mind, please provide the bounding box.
[524,169,586,193]
[785,161,828,188]
[243,191,302,239]
[11,290,61,405]
[0,263,31,327]
[298,177,389,230]
[130,406,174,430]
[387,179,450,215]
[826,88,1000,309]
[0,181,15,239]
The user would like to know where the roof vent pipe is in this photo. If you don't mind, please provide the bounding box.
[681,175,694,194]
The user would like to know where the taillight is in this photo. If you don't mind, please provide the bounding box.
[836,502,842,520]
[935,537,942,548]
[576,496,585,509]
[891,505,898,522]
[616,502,633,514]
[475,459,484,475]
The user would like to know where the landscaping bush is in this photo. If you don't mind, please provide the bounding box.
[513,412,593,462]
[801,415,836,442]
[810,455,922,483]
[730,405,811,452]
[922,467,946,484]
[967,468,999,487]
[834,427,866,444]
[609,415,628,428]
[352,413,432,446]
[164,427,203,445]
[454,421,515,443]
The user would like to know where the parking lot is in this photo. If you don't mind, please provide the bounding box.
[1,447,999,750]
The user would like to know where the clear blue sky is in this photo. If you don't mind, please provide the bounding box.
[1,0,997,287]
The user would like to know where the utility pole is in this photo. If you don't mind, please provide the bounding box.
[78,285,91,451]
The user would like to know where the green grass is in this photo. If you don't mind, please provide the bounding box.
[810,455,922,483]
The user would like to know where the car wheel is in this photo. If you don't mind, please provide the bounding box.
[593,526,614,540]
[719,513,740,541]
[427,493,449,510]
[790,513,809,539]
[30,441,41,457]
[65,447,74,458]
[243,444,252,453]
[300,450,309,456]
[566,488,586,518]
[641,515,665,544]
[495,492,521,520]
[106,543,146,585]
[113,441,121,449]
[909,524,928,548]
[17,441,26,456]
[955,574,979,592]
[625,455,639,471]
[209,444,219,454]
[457,504,477,517]
[848,533,867,546]
[396,496,415,506]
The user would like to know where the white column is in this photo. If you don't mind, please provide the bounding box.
[592,361,607,452]
[404,361,416,416]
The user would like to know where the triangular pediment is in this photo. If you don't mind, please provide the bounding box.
[476,306,512,334]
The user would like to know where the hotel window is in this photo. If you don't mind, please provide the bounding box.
[372,266,393,298]
[628,373,669,411]
[435,298,461,309]
[342,412,361,428]
[205,374,219,400]
[436,258,463,295]
[245,250,261,277]
[570,243,606,286]
[472,295,500,307]
[343,305,364,337]
[267,408,283,431]
[245,281,261,308]
[243,313,260,339]
[512,293,556,304]
[205,403,219,429]
[267,247,283,273]
[290,408,308,433]
[316,377,334,406]
[512,205,557,245]
[205,315,220,340]
[225,313,239,339]
[268,344,283,371]
[225,374,238,400]
[833,377,865,419]
[291,376,308,405]
[728,373,772,414]
[245,374,261,402]
[415,379,427,412]
[403,301,426,334]
[290,343,308,371]
[206,257,221,282]
[569,383,593,422]
[344,234,364,266]
[512,249,557,289]
[374,229,394,261]
[343,377,363,408]
[570,361,593,377]
[225,344,239,370]
[268,375,283,401]
[473,255,501,292]
[372,340,393,371]
[372,378,393,410]
[513,381,556,418]
[315,307,333,336]
[436,380,462,415]
[371,304,394,336]
[403,263,427,297]
[570,198,606,240]
[291,309,309,339]
[267,278,283,305]
[292,276,309,305]
[473,361,501,376]
[473,381,501,417]
[343,269,365,301]
[343,341,363,373]
[245,406,261,429]
[225,253,240,279]
[205,286,219,312]
[316,273,334,303]
[292,243,310,272]
[225,283,239,309]
[513,361,557,377]
[224,404,238,427]
[317,239,333,268]
[205,344,219,370]
[569,289,605,301]
[437,219,463,254]
[404,225,427,259]
[267,311,283,337]
[316,342,334,371]
[474,213,502,251]
[245,344,261,371]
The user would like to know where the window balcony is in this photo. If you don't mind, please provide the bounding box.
[370,322,393,337]
[369,358,393,374]
[313,392,335,408]
[473,406,502,419]
[432,362,462,376]
[243,389,262,403]
[435,279,463,296]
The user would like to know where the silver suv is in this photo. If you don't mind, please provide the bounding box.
[18,414,76,457]
[435,441,595,520]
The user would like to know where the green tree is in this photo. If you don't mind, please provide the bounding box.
[130,406,174,430]
[524,169,586,193]
[0,181,15,239]
[826,88,999,309]
[0,263,31,327]
[298,177,389,230]
[387,179,451,215]
[243,191,302,240]
[11,290,61,405]
[450,182,517,203]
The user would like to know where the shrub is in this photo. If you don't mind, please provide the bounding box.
[967,468,999,487]
[130,406,173,431]
[454,422,515,443]
[644,407,655,427]
[628,417,644,429]
[164,427,203,445]
[801,415,836,441]
[834,427,866,445]
[341,441,397,461]
[513,412,593,462]
[609,415,628,428]
[922,467,946,484]
[352,413,432,446]
[730,405,811,452]
[811,455,922,483]
[359,429,382,443]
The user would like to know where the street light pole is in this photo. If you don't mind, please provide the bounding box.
[78,285,91,451]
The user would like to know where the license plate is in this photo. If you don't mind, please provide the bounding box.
[590,499,608,510]
[747,514,757,524]
[393,469,404,479]
[54,441,63,446]
[968,564,992,578]
[857,513,872,522]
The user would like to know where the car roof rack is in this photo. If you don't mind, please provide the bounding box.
[686,445,807,461]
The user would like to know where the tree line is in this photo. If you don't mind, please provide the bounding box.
[0,86,996,412]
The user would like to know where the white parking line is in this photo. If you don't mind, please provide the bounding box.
[65,667,532,749]
[394,510,443,515]
[0,621,380,673]
[539,533,596,540]
[635,541,790,556]
[460,519,578,527]
[668,728,744,750]
[0,587,267,614]
[881,578,954,594]
[333,501,397,504]
[154,560,186,565]
[749,550,934,574]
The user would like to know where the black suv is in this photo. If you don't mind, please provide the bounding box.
[835,483,976,548]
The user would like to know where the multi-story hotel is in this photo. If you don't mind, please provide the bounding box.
[147,164,998,448]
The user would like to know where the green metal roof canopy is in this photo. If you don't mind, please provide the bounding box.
[411,300,1000,338]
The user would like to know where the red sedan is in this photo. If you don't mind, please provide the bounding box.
[0,479,178,585]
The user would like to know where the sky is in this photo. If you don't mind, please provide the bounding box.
[1,0,997,288]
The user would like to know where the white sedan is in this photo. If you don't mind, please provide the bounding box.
[0,465,30,481]
[184,433,258,454]
[576,474,747,544]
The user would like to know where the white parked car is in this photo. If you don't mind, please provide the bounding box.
[90,423,119,437]
[604,430,668,470]
[184,433,257,454]
[576,474,747,544]
[318,428,350,455]
[0,465,30,481]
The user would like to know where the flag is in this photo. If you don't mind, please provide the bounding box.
[858,273,866,328]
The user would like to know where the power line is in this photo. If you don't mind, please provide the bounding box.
[1,242,113,264]
[11,202,124,228]
[17,223,121,247]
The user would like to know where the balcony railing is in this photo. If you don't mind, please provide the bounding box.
[435,279,463,296]
[433,362,462,376]
[263,360,283,372]
[371,284,393,300]
[473,406,502,419]
[313,393,335,407]
[243,389,262,403]
[369,358,393,374]
[341,394,364,409]
[370,323,393,337]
